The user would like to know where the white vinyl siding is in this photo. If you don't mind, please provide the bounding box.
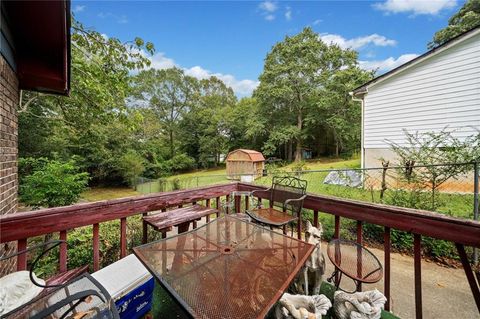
[363,32,480,149]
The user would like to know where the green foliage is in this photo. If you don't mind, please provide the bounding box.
[19,158,89,208]
[131,68,198,158]
[387,129,480,210]
[255,27,372,161]
[429,0,480,48]
[166,153,196,172]
[117,150,146,186]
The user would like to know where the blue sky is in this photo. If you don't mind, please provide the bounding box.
[72,0,463,96]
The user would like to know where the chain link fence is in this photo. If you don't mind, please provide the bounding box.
[134,162,479,262]
[135,162,478,220]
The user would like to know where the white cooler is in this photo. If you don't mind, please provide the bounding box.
[92,254,154,319]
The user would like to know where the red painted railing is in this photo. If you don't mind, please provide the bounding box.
[1,182,479,318]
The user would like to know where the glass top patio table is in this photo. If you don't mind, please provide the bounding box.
[133,215,314,319]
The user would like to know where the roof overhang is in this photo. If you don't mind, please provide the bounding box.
[351,25,480,99]
[2,0,71,95]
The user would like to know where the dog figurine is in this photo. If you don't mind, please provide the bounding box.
[296,220,326,295]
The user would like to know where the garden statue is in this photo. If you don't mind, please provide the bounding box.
[333,289,387,319]
[296,221,325,295]
[275,293,332,319]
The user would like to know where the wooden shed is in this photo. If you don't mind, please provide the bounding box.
[226,149,265,180]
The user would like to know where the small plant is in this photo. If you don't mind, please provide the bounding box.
[20,158,89,208]
[387,128,480,211]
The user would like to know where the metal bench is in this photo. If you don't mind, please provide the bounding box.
[142,204,219,240]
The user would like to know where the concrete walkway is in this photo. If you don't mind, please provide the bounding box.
[319,243,477,319]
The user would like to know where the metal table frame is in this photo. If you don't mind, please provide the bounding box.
[134,215,314,319]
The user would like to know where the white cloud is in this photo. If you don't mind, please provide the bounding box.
[359,53,419,72]
[117,15,128,24]
[259,1,278,21]
[186,66,259,96]
[97,12,128,24]
[259,1,278,13]
[320,33,397,50]
[73,5,85,13]
[312,19,322,26]
[373,0,457,15]
[285,7,292,21]
[144,54,258,96]
[265,14,275,21]
[149,53,176,69]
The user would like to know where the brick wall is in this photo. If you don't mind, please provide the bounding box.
[0,54,19,275]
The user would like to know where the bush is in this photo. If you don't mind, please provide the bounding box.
[19,158,89,208]
[117,150,146,186]
[166,153,196,172]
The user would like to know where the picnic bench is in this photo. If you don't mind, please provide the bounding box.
[142,204,219,241]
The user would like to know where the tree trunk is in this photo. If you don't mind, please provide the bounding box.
[287,141,293,162]
[295,112,303,162]
[169,130,174,158]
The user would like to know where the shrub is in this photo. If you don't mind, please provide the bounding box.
[166,153,196,172]
[19,158,89,208]
[117,150,146,186]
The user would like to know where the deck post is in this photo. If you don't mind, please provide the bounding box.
[17,238,27,271]
[456,243,480,312]
[59,230,67,272]
[414,234,422,319]
[313,210,319,228]
[93,223,100,271]
[384,227,391,311]
[142,213,148,244]
[120,218,127,258]
[356,221,363,291]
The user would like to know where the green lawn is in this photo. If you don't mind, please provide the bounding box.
[81,187,140,201]
[136,158,361,194]
[133,157,473,221]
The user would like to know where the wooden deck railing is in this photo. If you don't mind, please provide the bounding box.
[0,183,236,271]
[1,182,479,318]
[237,183,480,318]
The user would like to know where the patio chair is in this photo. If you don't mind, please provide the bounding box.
[246,176,307,234]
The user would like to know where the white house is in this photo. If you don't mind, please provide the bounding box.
[352,26,480,169]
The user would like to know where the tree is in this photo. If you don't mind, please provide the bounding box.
[429,0,480,48]
[19,158,89,208]
[225,97,265,152]
[255,27,367,161]
[180,77,237,167]
[18,18,155,184]
[131,68,198,158]
[312,67,373,156]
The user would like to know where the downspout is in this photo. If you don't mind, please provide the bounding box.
[349,89,367,170]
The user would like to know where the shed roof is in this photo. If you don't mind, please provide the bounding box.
[227,149,265,162]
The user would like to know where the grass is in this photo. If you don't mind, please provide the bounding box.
[81,186,140,201]
[132,156,473,220]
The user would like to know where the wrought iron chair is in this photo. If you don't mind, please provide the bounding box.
[246,176,307,234]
